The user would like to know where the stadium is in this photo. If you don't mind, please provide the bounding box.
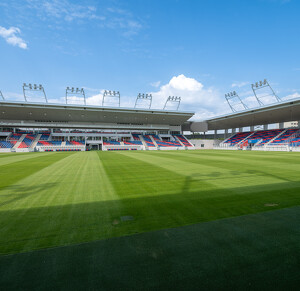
[0,82,300,290]
[1,1,300,290]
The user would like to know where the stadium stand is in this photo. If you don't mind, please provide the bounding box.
[223,129,284,147]
[0,141,16,148]
[270,129,299,144]
[156,140,182,147]
[142,135,156,147]
[8,133,23,141]
[223,132,253,146]
[174,134,193,147]
[37,141,62,146]
[148,134,161,141]
[249,129,283,146]
[18,134,37,148]
[124,140,143,145]
[40,132,51,140]
[103,141,121,145]
[132,134,142,141]
[66,141,85,146]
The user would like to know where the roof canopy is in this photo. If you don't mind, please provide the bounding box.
[0,101,194,128]
[206,99,300,130]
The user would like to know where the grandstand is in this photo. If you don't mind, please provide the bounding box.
[185,98,300,151]
[1,96,300,152]
[0,100,195,152]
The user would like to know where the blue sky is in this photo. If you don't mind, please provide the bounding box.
[0,0,300,120]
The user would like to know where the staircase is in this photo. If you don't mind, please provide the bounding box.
[30,134,42,149]
[221,133,236,145]
[149,136,158,148]
[139,135,149,150]
[61,141,66,147]
[12,134,26,149]
[173,135,185,147]
[236,132,255,146]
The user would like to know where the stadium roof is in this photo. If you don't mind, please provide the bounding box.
[188,98,300,131]
[0,101,194,128]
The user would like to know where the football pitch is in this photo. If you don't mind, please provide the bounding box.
[0,150,299,289]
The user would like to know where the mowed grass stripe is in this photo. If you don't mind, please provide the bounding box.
[0,152,73,191]
[122,151,300,192]
[0,153,30,159]
[160,150,300,173]
[99,151,192,197]
[0,152,54,167]
[0,152,122,254]
[0,150,299,255]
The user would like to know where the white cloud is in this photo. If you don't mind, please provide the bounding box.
[150,81,161,88]
[86,93,103,106]
[24,0,142,37]
[149,74,229,120]
[231,81,249,88]
[0,26,27,49]
[282,92,300,100]
[26,0,99,22]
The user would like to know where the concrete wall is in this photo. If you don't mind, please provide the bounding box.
[188,139,222,149]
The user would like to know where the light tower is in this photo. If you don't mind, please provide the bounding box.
[163,96,181,110]
[251,79,281,106]
[102,90,120,107]
[0,90,4,101]
[66,87,86,105]
[23,83,47,102]
[134,93,152,109]
[225,91,248,112]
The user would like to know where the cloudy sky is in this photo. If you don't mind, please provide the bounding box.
[1,0,300,120]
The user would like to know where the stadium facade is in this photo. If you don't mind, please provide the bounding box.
[1,97,300,152]
[0,100,195,152]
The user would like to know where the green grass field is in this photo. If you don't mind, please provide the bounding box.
[0,150,299,289]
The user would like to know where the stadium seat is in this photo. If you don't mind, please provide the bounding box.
[174,134,192,146]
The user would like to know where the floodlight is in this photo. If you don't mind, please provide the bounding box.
[22,82,47,102]
[0,90,4,101]
[224,90,248,112]
[163,96,181,110]
[251,78,281,106]
[66,86,86,105]
[102,89,121,107]
[134,93,152,109]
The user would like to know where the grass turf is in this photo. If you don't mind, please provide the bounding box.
[1,206,299,290]
[0,150,299,288]
[0,150,300,254]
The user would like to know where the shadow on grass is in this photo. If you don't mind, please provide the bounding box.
[0,206,299,290]
[0,152,72,191]
[0,179,299,255]
[0,183,58,207]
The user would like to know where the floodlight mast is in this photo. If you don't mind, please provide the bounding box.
[134,93,152,109]
[163,96,181,110]
[251,79,281,106]
[22,83,47,103]
[0,90,4,101]
[225,91,248,112]
[65,87,86,105]
[102,90,120,107]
